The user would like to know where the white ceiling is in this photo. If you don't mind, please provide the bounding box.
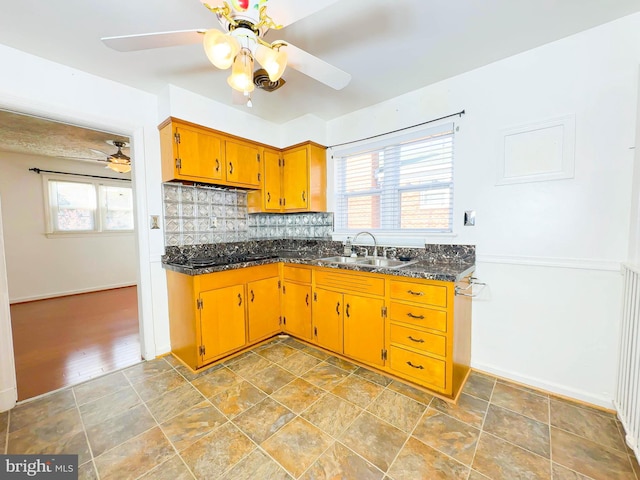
[1,0,639,125]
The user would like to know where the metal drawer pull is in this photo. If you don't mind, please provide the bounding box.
[305,294,309,306]
[229,162,233,175]
[302,191,306,202]
[215,159,220,172]
[238,293,242,306]
[407,290,424,296]
[406,361,424,370]
[407,313,425,320]
[336,302,340,315]
[250,290,254,302]
[267,191,271,202]
[408,336,425,343]
[346,303,350,318]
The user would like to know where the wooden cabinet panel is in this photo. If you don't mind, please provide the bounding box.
[389,346,446,390]
[343,294,385,366]
[262,148,281,211]
[282,147,309,210]
[200,285,246,363]
[390,323,446,358]
[282,281,312,340]
[388,302,447,333]
[283,265,312,284]
[312,288,343,353]
[225,139,261,187]
[315,269,385,296]
[389,280,447,307]
[247,276,281,343]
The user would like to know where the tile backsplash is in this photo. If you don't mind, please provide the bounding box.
[163,183,333,247]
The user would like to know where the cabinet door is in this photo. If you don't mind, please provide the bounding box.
[247,276,281,342]
[175,124,223,181]
[282,147,309,210]
[312,288,343,353]
[262,148,282,211]
[343,294,385,367]
[226,139,261,187]
[199,284,246,364]
[282,282,312,340]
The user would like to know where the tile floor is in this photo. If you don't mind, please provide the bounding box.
[2,336,639,480]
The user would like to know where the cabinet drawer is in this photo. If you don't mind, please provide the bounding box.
[389,302,447,332]
[283,265,312,284]
[389,280,447,307]
[389,346,446,389]
[315,269,385,296]
[390,324,446,358]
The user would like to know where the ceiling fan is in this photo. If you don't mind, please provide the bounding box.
[59,140,132,173]
[101,0,351,105]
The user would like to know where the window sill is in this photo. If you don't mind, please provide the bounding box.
[332,231,458,248]
[45,231,135,239]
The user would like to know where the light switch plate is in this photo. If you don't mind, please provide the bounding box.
[464,210,476,226]
[150,215,160,230]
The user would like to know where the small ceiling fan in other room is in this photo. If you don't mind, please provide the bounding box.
[92,141,132,173]
[101,0,351,106]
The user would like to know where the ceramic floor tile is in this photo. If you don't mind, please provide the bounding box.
[301,393,363,437]
[483,404,550,458]
[245,364,296,394]
[218,448,293,480]
[431,393,489,429]
[340,411,408,472]
[301,345,332,360]
[73,372,130,406]
[412,408,480,465]
[270,378,325,414]
[551,427,635,480]
[550,398,626,452]
[8,407,91,465]
[210,381,267,418]
[255,343,298,362]
[463,371,496,401]
[131,369,187,402]
[85,404,156,457]
[387,380,434,405]
[302,363,351,390]
[226,352,273,378]
[300,441,384,480]
[280,337,307,350]
[123,358,172,383]
[94,427,174,480]
[472,432,551,480]
[467,470,492,480]
[276,351,322,376]
[552,462,594,479]
[326,356,360,373]
[550,395,616,420]
[330,375,384,408]
[173,361,225,382]
[161,401,227,452]
[490,382,549,423]
[366,389,426,433]
[146,383,205,423]
[180,422,255,479]
[137,455,194,480]
[9,389,76,432]
[262,417,333,478]
[233,397,295,444]
[354,367,393,387]
[387,436,469,480]
[78,386,141,428]
[78,461,98,480]
[629,453,640,479]
[191,367,242,398]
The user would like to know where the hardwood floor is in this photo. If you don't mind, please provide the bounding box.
[10,286,141,401]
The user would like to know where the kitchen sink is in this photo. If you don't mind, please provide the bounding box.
[317,256,361,264]
[316,256,418,269]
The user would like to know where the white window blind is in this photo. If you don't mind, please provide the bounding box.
[334,122,455,234]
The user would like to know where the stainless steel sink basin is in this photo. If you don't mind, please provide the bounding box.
[317,256,418,269]
[317,256,361,264]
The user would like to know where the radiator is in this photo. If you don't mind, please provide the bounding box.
[615,263,640,463]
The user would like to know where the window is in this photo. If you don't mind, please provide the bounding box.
[45,176,134,234]
[334,123,455,234]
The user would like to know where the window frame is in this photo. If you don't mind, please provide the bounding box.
[42,173,135,237]
[331,122,456,242]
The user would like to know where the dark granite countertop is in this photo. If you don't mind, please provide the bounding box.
[162,251,475,283]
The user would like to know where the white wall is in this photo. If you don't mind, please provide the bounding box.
[0,153,137,302]
[0,196,17,411]
[327,13,640,407]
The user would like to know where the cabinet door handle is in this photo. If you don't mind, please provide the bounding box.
[229,161,233,175]
[407,313,425,320]
[267,191,271,203]
[336,302,340,315]
[346,303,350,318]
[406,361,424,370]
[305,294,309,306]
[408,290,424,296]
[238,293,242,306]
[408,336,425,343]
[250,290,254,302]
[302,191,306,202]
[314,326,318,337]
[215,159,220,172]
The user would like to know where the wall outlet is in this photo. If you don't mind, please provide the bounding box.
[150,215,160,230]
[464,210,476,226]
[210,216,217,229]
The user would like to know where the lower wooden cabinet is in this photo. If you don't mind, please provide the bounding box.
[200,284,246,363]
[281,265,313,340]
[247,276,281,343]
[311,287,344,353]
[343,293,385,367]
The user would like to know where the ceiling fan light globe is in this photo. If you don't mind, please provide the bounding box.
[256,44,287,81]
[227,49,255,92]
[108,163,131,174]
[203,29,239,69]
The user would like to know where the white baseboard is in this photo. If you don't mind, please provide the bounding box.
[0,386,17,412]
[10,283,136,304]
[472,361,614,410]
[154,343,172,358]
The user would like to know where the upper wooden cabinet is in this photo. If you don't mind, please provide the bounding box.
[225,139,261,188]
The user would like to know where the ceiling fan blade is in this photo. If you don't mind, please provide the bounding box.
[284,43,351,90]
[101,29,206,52]
[90,148,109,156]
[267,0,341,27]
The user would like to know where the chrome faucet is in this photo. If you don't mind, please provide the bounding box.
[352,231,378,258]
